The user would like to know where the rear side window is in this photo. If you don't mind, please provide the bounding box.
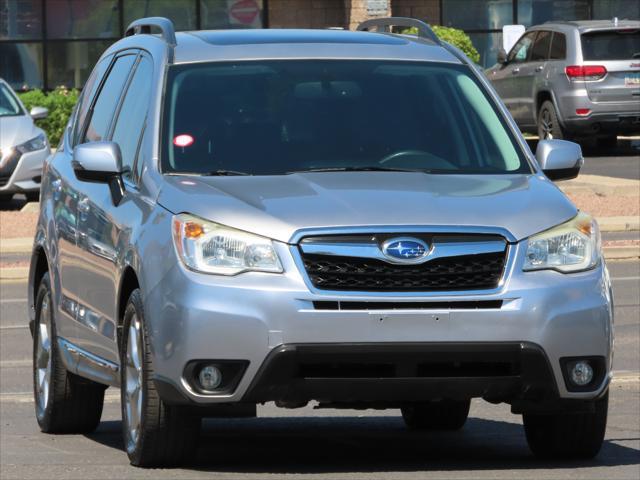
[82,54,136,143]
[549,32,566,60]
[111,56,153,180]
[71,54,112,147]
[581,30,640,60]
[531,31,552,61]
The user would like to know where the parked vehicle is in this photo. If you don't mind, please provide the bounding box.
[486,19,640,147]
[0,78,50,202]
[29,17,612,467]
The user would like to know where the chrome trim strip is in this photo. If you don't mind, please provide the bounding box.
[300,239,506,265]
[58,337,119,387]
[290,225,517,244]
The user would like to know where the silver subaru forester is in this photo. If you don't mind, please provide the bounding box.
[28,17,613,467]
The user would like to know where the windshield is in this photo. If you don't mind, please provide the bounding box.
[581,30,640,60]
[162,60,530,175]
[0,83,23,117]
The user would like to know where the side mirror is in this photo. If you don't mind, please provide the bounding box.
[497,48,508,64]
[30,106,48,120]
[536,139,583,181]
[73,142,126,205]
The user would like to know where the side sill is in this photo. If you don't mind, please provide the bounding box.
[57,337,120,387]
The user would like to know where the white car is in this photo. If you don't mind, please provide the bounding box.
[0,78,51,202]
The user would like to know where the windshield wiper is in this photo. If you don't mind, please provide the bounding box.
[167,170,251,176]
[287,166,425,174]
[205,169,251,176]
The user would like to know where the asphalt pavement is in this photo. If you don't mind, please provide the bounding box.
[0,260,638,479]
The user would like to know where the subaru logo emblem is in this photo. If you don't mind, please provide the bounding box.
[381,237,430,263]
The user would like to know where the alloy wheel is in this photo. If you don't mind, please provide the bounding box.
[34,296,52,420]
[124,313,144,453]
[540,108,553,139]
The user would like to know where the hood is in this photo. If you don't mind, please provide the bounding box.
[158,172,577,243]
[0,115,38,150]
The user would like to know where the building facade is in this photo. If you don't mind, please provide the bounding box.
[1,0,638,91]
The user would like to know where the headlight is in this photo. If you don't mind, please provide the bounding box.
[524,212,600,273]
[16,133,47,154]
[172,214,283,275]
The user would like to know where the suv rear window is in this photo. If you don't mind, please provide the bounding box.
[581,30,640,60]
[162,61,530,176]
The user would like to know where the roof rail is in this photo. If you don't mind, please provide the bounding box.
[356,17,440,44]
[125,17,177,46]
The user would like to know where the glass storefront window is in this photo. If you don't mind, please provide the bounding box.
[443,0,513,31]
[123,0,197,31]
[0,41,43,89]
[468,32,503,68]
[201,0,264,29]
[593,0,640,19]
[46,0,120,39]
[46,40,112,89]
[517,0,590,27]
[0,0,42,39]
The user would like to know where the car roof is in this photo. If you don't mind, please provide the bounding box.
[538,19,640,33]
[117,28,462,65]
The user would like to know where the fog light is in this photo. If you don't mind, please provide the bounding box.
[570,361,593,386]
[198,365,222,391]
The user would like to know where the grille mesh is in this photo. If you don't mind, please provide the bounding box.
[301,251,506,292]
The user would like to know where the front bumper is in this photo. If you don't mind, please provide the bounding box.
[0,146,49,193]
[144,241,613,408]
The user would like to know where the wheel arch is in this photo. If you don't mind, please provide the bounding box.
[117,265,140,345]
[28,241,49,336]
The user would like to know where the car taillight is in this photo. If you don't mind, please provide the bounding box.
[565,65,607,81]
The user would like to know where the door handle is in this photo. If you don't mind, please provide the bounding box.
[535,65,544,72]
[511,68,520,74]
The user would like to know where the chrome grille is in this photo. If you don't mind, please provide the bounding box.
[299,233,508,292]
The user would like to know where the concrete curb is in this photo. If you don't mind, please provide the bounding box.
[0,238,33,255]
[598,216,640,232]
[0,267,29,281]
[2,245,637,283]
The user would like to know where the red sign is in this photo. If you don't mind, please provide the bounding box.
[230,0,260,25]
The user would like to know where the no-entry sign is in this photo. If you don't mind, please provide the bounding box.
[229,0,260,25]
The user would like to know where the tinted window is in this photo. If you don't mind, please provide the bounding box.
[0,82,23,117]
[549,32,567,60]
[531,31,552,61]
[162,61,530,176]
[581,31,640,60]
[82,54,136,143]
[71,54,112,147]
[111,56,153,178]
[508,32,536,63]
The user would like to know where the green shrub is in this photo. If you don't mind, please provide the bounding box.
[18,87,79,147]
[403,25,481,64]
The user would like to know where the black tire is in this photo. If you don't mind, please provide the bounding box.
[538,100,568,141]
[401,399,471,430]
[120,289,200,467]
[33,272,105,433]
[25,191,40,202]
[596,135,618,150]
[523,391,608,459]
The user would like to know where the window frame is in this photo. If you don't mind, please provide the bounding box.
[549,31,567,61]
[507,31,537,64]
[530,30,552,62]
[107,51,153,185]
[69,53,114,148]
[78,49,138,146]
